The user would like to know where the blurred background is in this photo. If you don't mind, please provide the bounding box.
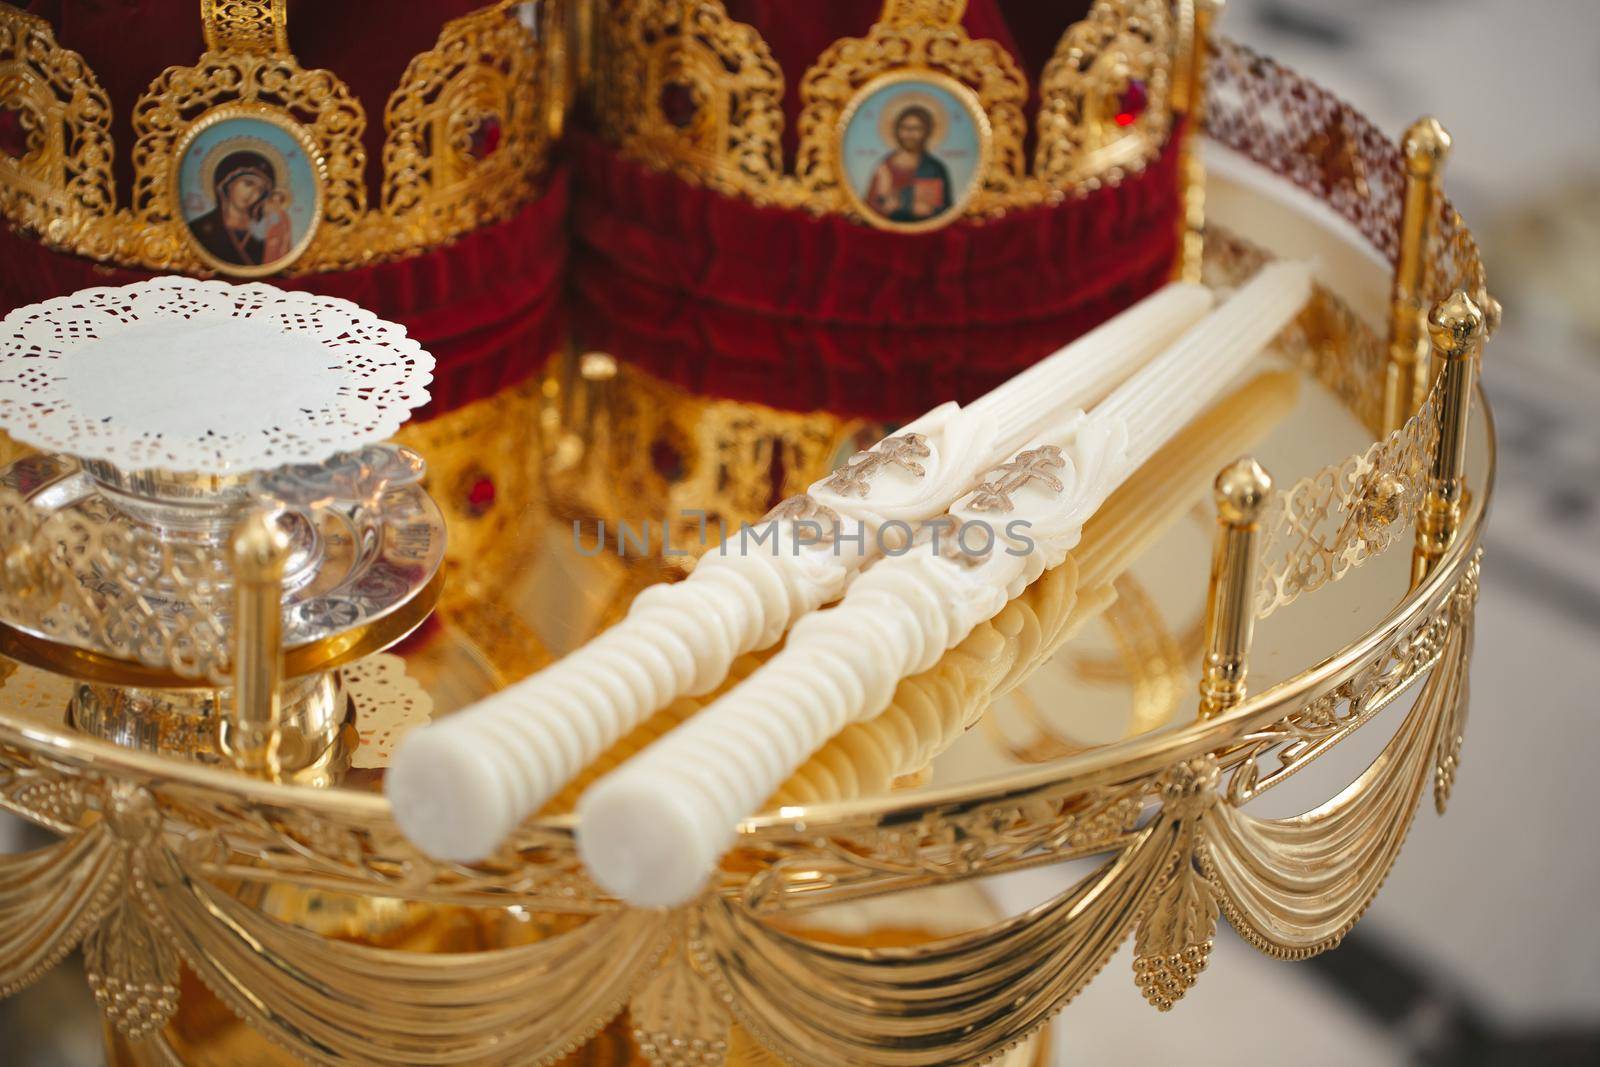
[3,1,1597,1064]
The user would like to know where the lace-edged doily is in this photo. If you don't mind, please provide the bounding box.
[0,277,434,474]
[344,653,434,769]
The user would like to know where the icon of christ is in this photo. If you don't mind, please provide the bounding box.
[863,105,953,224]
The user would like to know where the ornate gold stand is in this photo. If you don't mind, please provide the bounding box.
[0,25,1495,1067]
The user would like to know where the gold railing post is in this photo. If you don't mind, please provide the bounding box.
[1173,0,1223,284]
[1198,456,1270,720]
[1411,291,1484,584]
[1382,117,1452,433]
[228,507,291,778]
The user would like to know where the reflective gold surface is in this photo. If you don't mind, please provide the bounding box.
[1198,457,1271,719]
[596,0,1177,225]
[1384,117,1453,433]
[0,291,1492,1065]
[0,566,445,692]
[102,883,1047,1067]
[0,35,1497,1067]
[0,0,561,275]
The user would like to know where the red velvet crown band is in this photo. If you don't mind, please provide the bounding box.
[568,129,1184,422]
[1,0,1181,425]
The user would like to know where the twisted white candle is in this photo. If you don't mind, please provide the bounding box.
[577,262,1312,906]
[386,284,1212,862]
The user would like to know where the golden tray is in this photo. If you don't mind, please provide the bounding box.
[0,31,1494,1067]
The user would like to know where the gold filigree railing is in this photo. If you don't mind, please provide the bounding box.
[0,548,1481,1059]
[0,28,1495,1067]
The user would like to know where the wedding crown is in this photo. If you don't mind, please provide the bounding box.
[0,0,564,277]
[593,0,1180,231]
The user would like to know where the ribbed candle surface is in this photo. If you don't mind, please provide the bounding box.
[577,264,1311,906]
[386,284,1213,862]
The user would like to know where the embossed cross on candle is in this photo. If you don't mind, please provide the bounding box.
[966,446,1069,512]
[823,432,933,497]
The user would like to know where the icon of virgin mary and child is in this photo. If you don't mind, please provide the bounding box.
[863,103,953,224]
[187,150,294,269]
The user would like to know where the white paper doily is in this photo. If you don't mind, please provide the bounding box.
[343,652,435,769]
[0,277,434,474]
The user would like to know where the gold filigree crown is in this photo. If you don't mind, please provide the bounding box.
[0,0,566,276]
[594,0,1182,230]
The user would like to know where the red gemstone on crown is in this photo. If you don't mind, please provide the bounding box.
[466,475,496,515]
[1114,80,1148,128]
[659,81,699,130]
[468,115,502,160]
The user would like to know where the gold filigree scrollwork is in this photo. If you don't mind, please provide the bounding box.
[595,0,1174,224]
[1206,36,1486,308]
[0,553,1482,1063]
[382,1,551,244]
[1035,0,1174,187]
[0,486,233,683]
[160,778,607,911]
[792,8,1028,213]
[554,359,866,548]
[1197,225,1459,616]
[1136,557,1477,1001]
[200,0,290,56]
[1428,199,1491,319]
[742,765,1148,912]
[0,1,558,274]
[1206,38,1404,264]
[0,8,117,243]
[701,557,1479,1050]
[1205,227,1392,435]
[601,0,786,195]
[127,51,366,274]
[880,0,969,27]
[1252,379,1442,618]
[1224,587,1455,807]
[0,36,1494,1060]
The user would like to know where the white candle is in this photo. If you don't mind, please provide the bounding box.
[385,283,1213,863]
[576,262,1312,907]
[775,367,1302,807]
